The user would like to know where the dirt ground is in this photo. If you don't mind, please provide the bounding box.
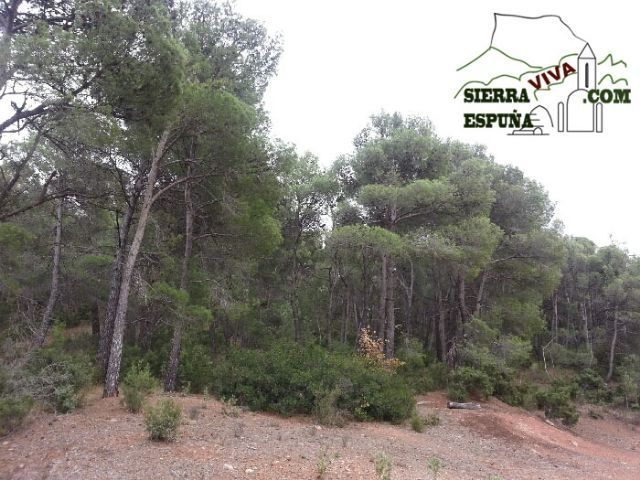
[1,389,639,480]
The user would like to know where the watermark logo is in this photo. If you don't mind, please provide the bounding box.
[455,14,630,135]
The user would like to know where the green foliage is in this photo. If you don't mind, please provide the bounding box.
[447,366,493,402]
[574,369,612,404]
[536,382,580,426]
[314,386,348,427]
[0,369,33,435]
[545,343,594,370]
[25,324,94,413]
[0,223,34,250]
[179,343,214,394]
[410,412,425,432]
[374,453,392,480]
[121,363,157,413]
[144,399,182,442]
[212,343,414,423]
[396,341,448,394]
[619,355,640,407]
[426,457,442,479]
[0,395,32,436]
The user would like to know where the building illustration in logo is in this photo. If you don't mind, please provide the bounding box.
[557,43,603,133]
[455,14,630,136]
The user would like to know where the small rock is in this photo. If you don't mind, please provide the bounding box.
[2,441,8,446]
[18,464,24,469]
[245,468,254,474]
[223,463,234,471]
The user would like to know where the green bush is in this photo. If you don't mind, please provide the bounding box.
[121,363,157,413]
[536,382,579,426]
[0,396,32,436]
[144,399,182,441]
[410,412,425,432]
[314,386,348,427]
[574,369,611,404]
[179,343,214,394]
[397,352,448,394]
[21,323,94,413]
[447,366,493,402]
[212,342,415,423]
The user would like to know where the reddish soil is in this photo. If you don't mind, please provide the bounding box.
[1,390,639,479]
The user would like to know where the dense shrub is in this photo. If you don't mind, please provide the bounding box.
[144,399,182,441]
[397,341,448,394]
[314,386,348,427]
[545,343,593,370]
[447,366,493,402]
[0,395,32,436]
[618,355,640,408]
[212,342,415,423]
[23,325,94,413]
[121,363,157,413]
[536,382,579,426]
[574,369,611,404]
[179,343,214,394]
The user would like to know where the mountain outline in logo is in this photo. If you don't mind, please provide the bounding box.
[456,13,630,135]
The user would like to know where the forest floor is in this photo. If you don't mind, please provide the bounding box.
[1,389,639,480]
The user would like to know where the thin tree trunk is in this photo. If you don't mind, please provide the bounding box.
[552,293,559,341]
[581,301,593,366]
[97,199,138,377]
[437,290,447,362]
[606,308,618,382]
[165,165,194,392]
[33,195,64,348]
[104,128,171,397]
[384,257,396,358]
[458,274,469,324]
[474,270,487,317]
[378,254,387,340]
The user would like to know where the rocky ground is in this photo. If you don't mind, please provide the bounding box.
[1,389,639,479]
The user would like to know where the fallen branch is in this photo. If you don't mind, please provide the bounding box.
[447,401,481,410]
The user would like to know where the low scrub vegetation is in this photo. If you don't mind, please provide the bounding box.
[144,399,182,441]
[212,342,415,423]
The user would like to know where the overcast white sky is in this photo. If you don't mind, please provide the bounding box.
[234,0,640,254]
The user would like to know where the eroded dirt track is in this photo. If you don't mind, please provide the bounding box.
[1,390,639,479]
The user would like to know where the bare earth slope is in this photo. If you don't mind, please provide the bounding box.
[1,390,639,479]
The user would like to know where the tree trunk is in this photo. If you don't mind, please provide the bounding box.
[33,195,64,348]
[606,308,618,382]
[447,401,481,410]
[104,128,171,397]
[581,301,593,366]
[378,254,387,340]
[97,199,138,377]
[552,293,559,341]
[384,257,395,358]
[437,290,447,362]
[164,164,194,392]
[474,270,487,317]
[458,274,469,324]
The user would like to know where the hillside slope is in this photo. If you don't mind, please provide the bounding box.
[1,390,639,479]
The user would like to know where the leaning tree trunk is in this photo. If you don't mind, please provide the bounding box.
[104,128,171,397]
[164,165,194,392]
[97,199,138,377]
[33,195,64,348]
[606,308,619,382]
